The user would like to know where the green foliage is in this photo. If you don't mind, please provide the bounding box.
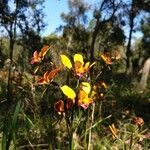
[1,94,22,150]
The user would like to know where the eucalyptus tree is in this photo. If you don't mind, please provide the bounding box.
[60,0,90,54]
[120,0,150,74]
[141,16,150,58]
[90,0,123,62]
[0,0,45,104]
[135,0,150,12]
[0,1,45,149]
[124,0,139,74]
[138,16,150,90]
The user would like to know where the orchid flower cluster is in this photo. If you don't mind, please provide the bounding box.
[31,46,116,115]
[54,82,93,115]
[31,45,61,84]
[100,51,121,65]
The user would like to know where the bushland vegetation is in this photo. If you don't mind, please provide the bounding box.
[0,0,150,149]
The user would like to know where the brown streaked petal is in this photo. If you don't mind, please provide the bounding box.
[48,67,61,81]
[39,45,50,58]
[54,100,64,113]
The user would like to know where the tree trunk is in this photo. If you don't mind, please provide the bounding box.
[7,36,15,106]
[6,2,17,106]
[126,21,134,74]
[90,24,99,62]
[90,21,100,78]
[126,0,136,75]
[90,0,117,63]
[126,55,133,75]
[139,58,150,90]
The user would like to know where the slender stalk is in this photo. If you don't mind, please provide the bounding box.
[19,144,49,149]
[99,100,102,119]
[84,108,89,147]
[129,133,133,150]
[69,105,75,150]
[85,115,112,133]
[65,71,75,150]
[65,108,74,150]
[87,103,95,150]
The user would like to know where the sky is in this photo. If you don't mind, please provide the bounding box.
[42,0,142,40]
[42,0,69,36]
[42,0,99,36]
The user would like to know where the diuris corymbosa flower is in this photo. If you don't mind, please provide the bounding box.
[73,54,91,77]
[100,51,121,65]
[60,82,93,109]
[60,54,95,77]
[38,67,61,84]
[31,45,50,64]
[54,99,73,115]
[78,82,93,109]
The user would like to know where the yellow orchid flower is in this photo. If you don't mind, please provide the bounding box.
[78,82,93,109]
[60,53,95,77]
[74,54,91,76]
[60,85,76,100]
[78,90,92,109]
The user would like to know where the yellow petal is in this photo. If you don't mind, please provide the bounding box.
[81,82,91,94]
[82,98,92,104]
[60,85,76,100]
[84,62,90,71]
[60,55,72,69]
[74,61,84,75]
[78,90,88,100]
[74,54,84,65]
